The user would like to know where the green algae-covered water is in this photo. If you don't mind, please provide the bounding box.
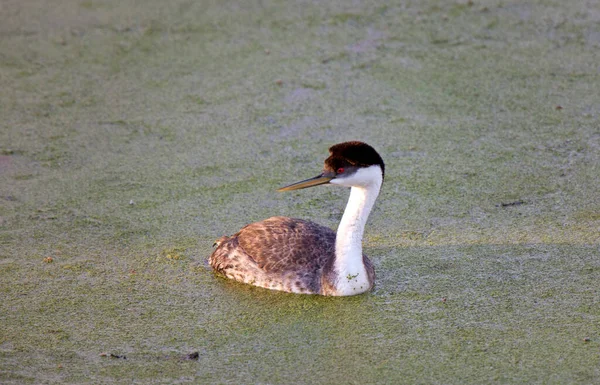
[1,1,599,383]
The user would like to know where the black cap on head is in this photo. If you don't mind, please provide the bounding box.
[325,141,385,179]
[278,141,385,191]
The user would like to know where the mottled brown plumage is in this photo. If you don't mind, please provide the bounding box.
[210,216,374,295]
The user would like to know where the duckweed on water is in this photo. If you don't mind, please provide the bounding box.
[1,0,599,383]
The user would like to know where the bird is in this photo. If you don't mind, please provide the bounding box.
[209,141,385,296]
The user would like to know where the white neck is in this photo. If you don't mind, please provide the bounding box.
[331,166,382,295]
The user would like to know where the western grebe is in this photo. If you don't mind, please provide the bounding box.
[209,141,384,296]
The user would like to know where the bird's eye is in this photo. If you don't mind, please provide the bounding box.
[337,167,344,174]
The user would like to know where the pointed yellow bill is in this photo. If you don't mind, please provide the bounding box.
[277,174,333,191]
